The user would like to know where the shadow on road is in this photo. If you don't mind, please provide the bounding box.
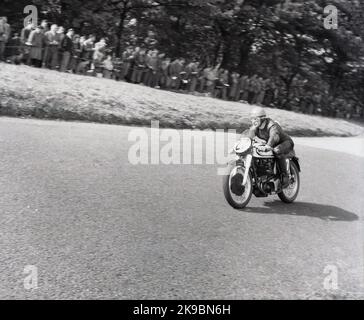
[243,201,359,222]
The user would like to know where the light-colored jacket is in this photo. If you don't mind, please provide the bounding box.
[0,22,11,42]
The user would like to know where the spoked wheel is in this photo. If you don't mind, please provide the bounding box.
[278,162,300,203]
[223,165,253,209]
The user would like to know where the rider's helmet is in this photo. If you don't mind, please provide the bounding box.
[250,106,267,119]
[249,107,267,127]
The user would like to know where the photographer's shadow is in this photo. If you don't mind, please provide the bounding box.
[243,201,359,222]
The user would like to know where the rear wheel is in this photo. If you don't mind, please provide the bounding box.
[223,165,253,209]
[278,162,300,203]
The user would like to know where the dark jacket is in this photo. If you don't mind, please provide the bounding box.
[61,36,73,53]
[248,118,293,148]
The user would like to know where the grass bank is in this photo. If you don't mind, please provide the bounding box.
[0,63,363,137]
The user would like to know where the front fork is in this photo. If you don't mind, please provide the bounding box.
[242,154,253,186]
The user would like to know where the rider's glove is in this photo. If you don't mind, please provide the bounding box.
[258,145,273,152]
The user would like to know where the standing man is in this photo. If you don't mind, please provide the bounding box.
[205,65,219,96]
[145,49,159,87]
[160,56,171,89]
[248,74,258,104]
[238,75,249,101]
[21,21,34,64]
[27,25,45,67]
[169,58,185,90]
[60,29,74,72]
[185,60,200,93]
[76,34,95,74]
[43,24,61,69]
[0,17,11,61]
[40,20,49,33]
[122,45,136,81]
[68,34,81,73]
[155,52,165,89]
[92,38,107,75]
[229,72,240,101]
[256,77,267,105]
[57,26,66,69]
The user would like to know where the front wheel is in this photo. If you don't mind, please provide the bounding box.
[278,162,300,203]
[223,165,253,209]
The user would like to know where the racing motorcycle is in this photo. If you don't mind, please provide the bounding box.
[223,136,301,209]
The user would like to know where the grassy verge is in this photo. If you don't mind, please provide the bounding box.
[0,63,363,137]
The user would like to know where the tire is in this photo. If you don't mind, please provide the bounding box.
[223,165,253,209]
[278,162,300,203]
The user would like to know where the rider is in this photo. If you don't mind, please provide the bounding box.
[248,107,294,188]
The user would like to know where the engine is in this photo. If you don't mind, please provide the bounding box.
[254,158,275,177]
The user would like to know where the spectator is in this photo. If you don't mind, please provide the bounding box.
[160,56,171,89]
[57,26,65,41]
[111,56,122,81]
[144,49,159,87]
[6,32,22,63]
[93,38,106,62]
[215,69,229,100]
[20,21,34,64]
[79,35,86,47]
[40,20,49,33]
[256,77,267,105]
[238,75,249,101]
[60,28,74,72]
[27,26,44,67]
[185,61,200,93]
[91,38,107,75]
[68,34,82,73]
[0,17,11,61]
[20,21,34,44]
[198,66,207,93]
[179,63,190,91]
[229,72,240,101]
[57,26,66,68]
[92,39,107,76]
[169,58,185,90]
[204,65,219,96]
[154,52,165,88]
[76,35,95,74]
[131,47,146,83]
[143,50,152,85]
[103,55,114,79]
[121,45,135,81]
[248,74,258,103]
[43,24,61,69]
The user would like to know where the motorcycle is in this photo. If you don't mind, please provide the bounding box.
[223,137,301,209]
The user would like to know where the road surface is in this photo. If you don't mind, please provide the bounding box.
[0,117,363,299]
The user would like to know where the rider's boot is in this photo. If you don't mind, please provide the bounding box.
[277,157,290,188]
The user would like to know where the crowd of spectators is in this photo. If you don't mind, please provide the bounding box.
[0,18,282,106]
[1,17,362,119]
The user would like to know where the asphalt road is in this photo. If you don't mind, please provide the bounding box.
[0,117,363,299]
